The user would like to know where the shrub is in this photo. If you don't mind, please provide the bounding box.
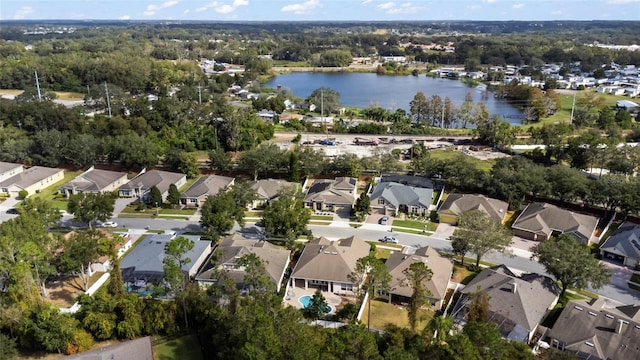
[135,202,147,212]
[18,189,28,198]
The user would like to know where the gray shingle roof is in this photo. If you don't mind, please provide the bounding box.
[119,170,186,194]
[0,161,22,174]
[381,175,434,189]
[291,236,370,284]
[180,175,234,198]
[0,166,62,189]
[437,193,508,222]
[549,299,640,360]
[385,246,452,300]
[370,182,433,209]
[512,202,598,242]
[600,222,640,261]
[60,168,127,193]
[252,179,298,201]
[456,265,560,340]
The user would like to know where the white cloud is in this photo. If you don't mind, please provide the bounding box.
[183,9,190,14]
[13,6,35,19]
[485,0,497,3]
[361,0,374,4]
[196,0,248,13]
[386,2,421,14]
[119,15,131,20]
[512,3,524,8]
[467,4,482,9]
[607,0,640,3]
[281,0,323,15]
[376,2,395,10]
[143,0,179,16]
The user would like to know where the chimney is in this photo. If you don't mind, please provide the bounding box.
[511,282,517,293]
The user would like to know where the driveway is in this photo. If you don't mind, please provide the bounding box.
[433,223,455,239]
[0,196,21,211]
[113,198,132,216]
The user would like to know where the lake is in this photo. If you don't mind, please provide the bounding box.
[265,72,524,125]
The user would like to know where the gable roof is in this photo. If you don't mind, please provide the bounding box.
[549,299,640,360]
[252,179,298,201]
[0,166,62,189]
[60,168,127,193]
[196,234,290,289]
[291,236,370,284]
[0,161,22,174]
[64,336,153,360]
[181,175,234,199]
[458,265,560,339]
[385,246,452,300]
[304,177,356,206]
[600,222,640,260]
[511,202,598,242]
[437,193,508,222]
[370,182,433,209]
[381,175,434,189]
[119,170,186,194]
[120,234,209,283]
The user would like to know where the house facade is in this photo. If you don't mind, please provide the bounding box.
[180,175,234,207]
[289,236,370,295]
[0,166,64,197]
[304,177,357,212]
[437,194,508,225]
[118,169,187,203]
[599,222,640,267]
[0,162,23,183]
[384,246,453,309]
[59,166,128,196]
[511,202,598,244]
[451,265,560,343]
[369,181,433,216]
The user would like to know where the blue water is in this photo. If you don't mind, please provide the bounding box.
[265,72,524,125]
[299,295,333,314]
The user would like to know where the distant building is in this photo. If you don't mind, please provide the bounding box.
[59,166,128,196]
[118,169,187,203]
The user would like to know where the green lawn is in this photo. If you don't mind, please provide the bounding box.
[452,264,479,285]
[392,219,438,232]
[308,221,331,226]
[309,215,334,221]
[244,211,264,217]
[178,177,199,192]
[153,334,203,360]
[366,241,403,251]
[428,148,495,172]
[360,299,434,331]
[29,170,84,203]
[160,208,196,215]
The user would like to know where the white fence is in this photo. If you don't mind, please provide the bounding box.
[59,272,110,314]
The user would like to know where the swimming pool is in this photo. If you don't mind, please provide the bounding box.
[299,295,333,314]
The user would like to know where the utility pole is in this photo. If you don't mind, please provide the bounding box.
[35,70,42,102]
[104,81,112,119]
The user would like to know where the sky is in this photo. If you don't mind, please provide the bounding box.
[2,0,640,22]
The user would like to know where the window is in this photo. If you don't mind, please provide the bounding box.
[378,199,385,205]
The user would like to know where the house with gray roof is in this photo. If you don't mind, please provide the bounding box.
[437,194,508,225]
[0,162,23,183]
[59,166,128,197]
[118,169,186,203]
[385,246,453,309]
[511,202,598,244]
[0,166,64,198]
[289,236,370,295]
[369,181,433,216]
[451,265,560,343]
[250,179,298,209]
[548,298,640,360]
[180,175,234,207]
[64,336,153,360]
[196,233,291,293]
[381,175,434,189]
[599,222,640,267]
[119,234,211,286]
[304,177,357,212]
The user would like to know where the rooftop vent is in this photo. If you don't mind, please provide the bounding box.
[606,314,614,319]
[585,342,595,347]
[588,311,598,317]
[574,306,584,311]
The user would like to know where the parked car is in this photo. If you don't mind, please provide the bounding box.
[379,216,389,225]
[100,221,118,228]
[5,208,19,215]
[380,235,398,244]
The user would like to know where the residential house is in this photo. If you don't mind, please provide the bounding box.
[119,234,211,287]
[384,246,453,309]
[548,298,640,360]
[118,169,187,203]
[451,265,560,343]
[180,175,234,207]
[304,177,357,212]
[0,166,64,197]
[196,234,291,293]
[89,232,135,274]
[369,182,433,216]
[289,236,370,295]
[64,336,153,360]
[58,166,128,197]
[511,202,598,244]
[0,162,23,183]
[599,222,640,267]
[250,179,298,209]
[437,194,508,225]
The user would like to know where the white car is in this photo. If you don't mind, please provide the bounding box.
[100,221,118,228]
[380,235,398,244]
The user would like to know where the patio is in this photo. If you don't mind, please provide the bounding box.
[283,286,352,315]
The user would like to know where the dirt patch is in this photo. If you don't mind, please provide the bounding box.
[45,272,106,308]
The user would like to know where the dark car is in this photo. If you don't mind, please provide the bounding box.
[6,208,19,215]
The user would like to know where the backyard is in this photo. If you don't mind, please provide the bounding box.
[153,334,203,360]
[360,299,434,331]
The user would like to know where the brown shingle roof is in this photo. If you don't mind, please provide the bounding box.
[181,175,234,198]
[304,178,356,206]
[385,246,452,300]
[60,168,127,193]
[119,170,185,194]
[512,202,598,242]
[252,179,298,201]
[438,193,508,222]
